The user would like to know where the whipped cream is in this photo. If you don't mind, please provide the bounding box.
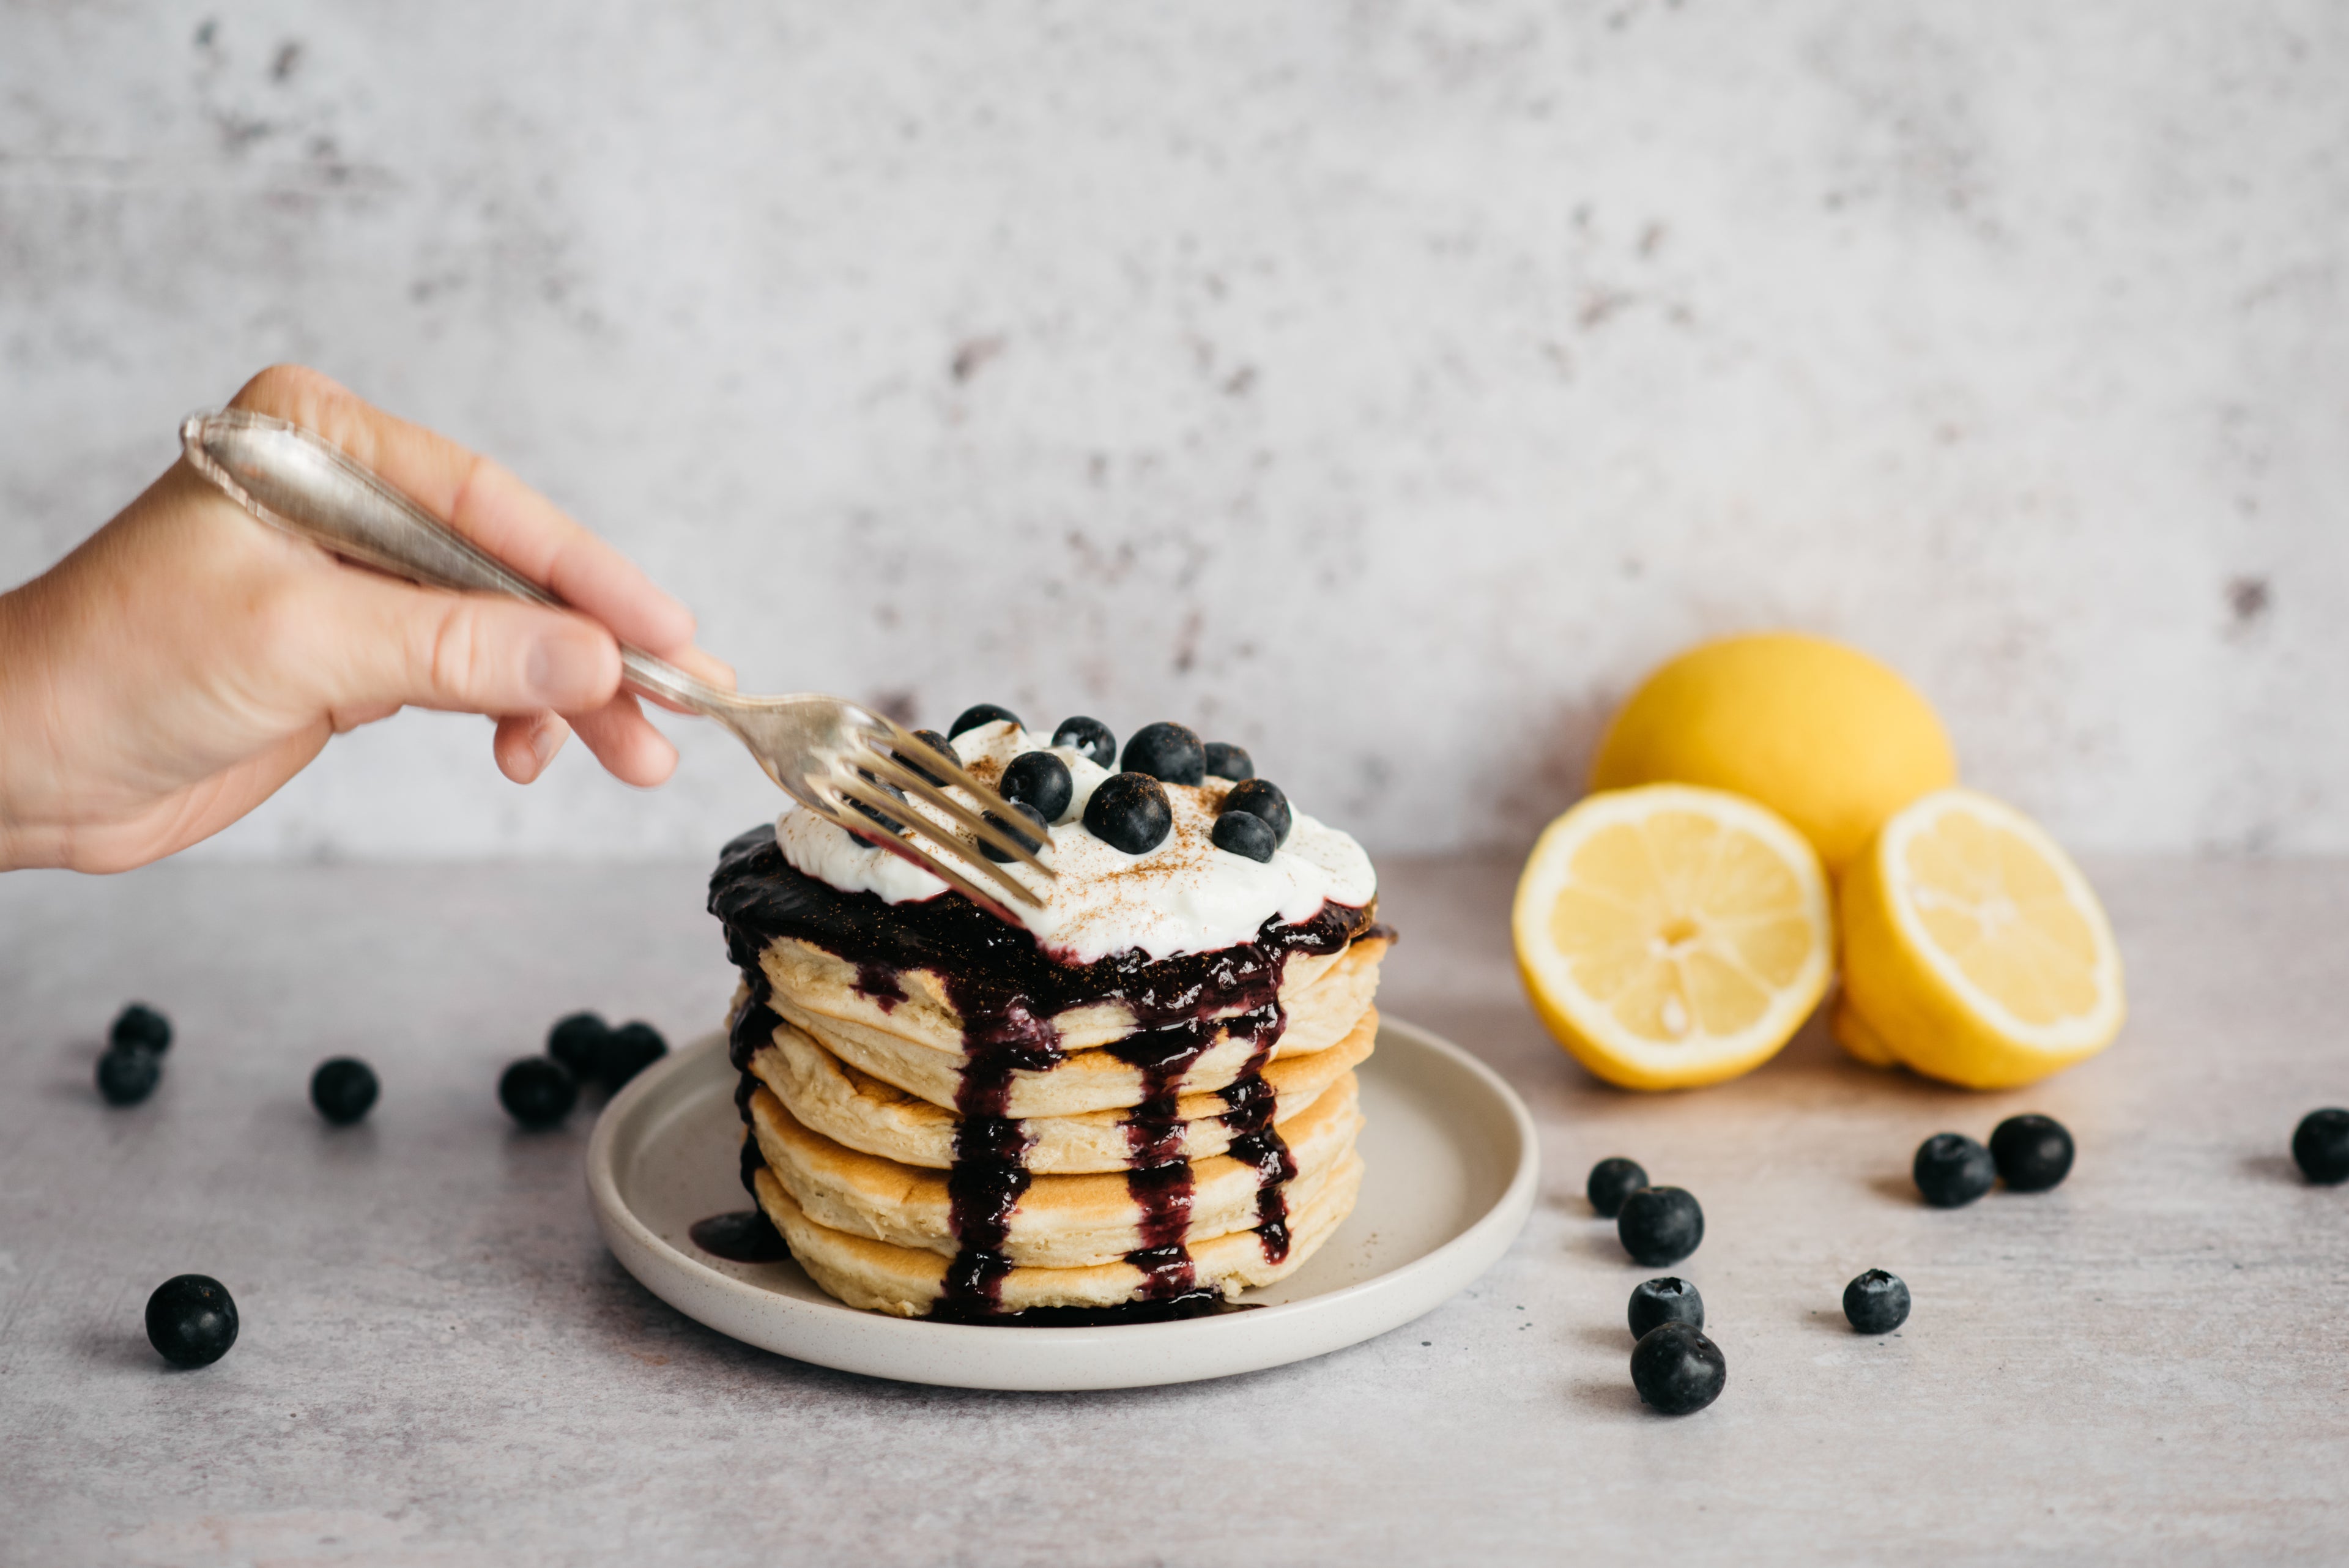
[774,721,1376,964]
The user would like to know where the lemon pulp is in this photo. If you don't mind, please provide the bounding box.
[1515,785,1832,1090]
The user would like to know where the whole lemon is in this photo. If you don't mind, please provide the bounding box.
[1589,633,1956,874]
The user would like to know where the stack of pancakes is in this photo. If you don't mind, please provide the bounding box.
[714,834,1389,1319]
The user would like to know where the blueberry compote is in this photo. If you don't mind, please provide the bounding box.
[708,823,1380,1323]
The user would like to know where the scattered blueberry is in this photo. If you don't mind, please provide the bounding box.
[600,1022,669,1091]
[146,1274,238,1368]
[1628,1276,1704,1340]
[1219,778,1293,845]
[1586,1156,1649,1218]
[1989,1113,2075,1192]
[900,729,959,786]
[95,1046,160,1107]
[1210,809,1277,862]
[1082,772,1173,855]
[949,703,1022,738]
[111,1003,172,1055]
[1121,721,1206,786]
[981,800,1052,863]
[1843,1269,1911,1334]
[1630,1321,1726,1415]
[1618,1186,1704,1266]
[500,1057,577,1128]
[1203,741,1255,781]
[547,1012,610,1080]
[310,1057,379,1124]
[2293,1107,2349,1185]
[1001,751,1074,822]
[1913,1132,1997,1208]
[1051,716,1117,770]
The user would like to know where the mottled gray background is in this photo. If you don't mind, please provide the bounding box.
[4,1,2344,859]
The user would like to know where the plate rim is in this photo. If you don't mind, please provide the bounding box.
[585,1013,1538,1390]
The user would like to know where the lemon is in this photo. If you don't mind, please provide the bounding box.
[1841,789,2123,1089]
[1513,784,1833,1090]
[1589,633,1957,875]
[1829,992,1899,1067]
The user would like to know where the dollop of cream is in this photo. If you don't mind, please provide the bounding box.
[774,721,1375,964]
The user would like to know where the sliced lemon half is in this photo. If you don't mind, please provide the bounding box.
[1513,784,1833,1090]
[1841,788,2123,1089]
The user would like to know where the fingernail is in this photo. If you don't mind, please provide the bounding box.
[529,714,563,769]
[525,634,605,707]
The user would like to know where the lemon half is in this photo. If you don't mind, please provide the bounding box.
[1514,784,1833,1090]
[1841,789,2124,1089]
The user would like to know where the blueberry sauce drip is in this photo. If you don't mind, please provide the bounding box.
[707,822,1375,1321]
[853,963,906,1010]
[738,1127,766,1195]
[691,1209,792,1263]
[1108,1004,1283,1292]
[728,983,782,1072]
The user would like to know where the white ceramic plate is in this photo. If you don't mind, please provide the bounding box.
[587,1016,1537,1391]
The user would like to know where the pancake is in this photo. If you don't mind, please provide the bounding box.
[752,1008,1376,1173]
[753,1154,1362,1318]
[757,934,1386,1119]
[751,930,1379,1059]
[747,1071,1362,1269]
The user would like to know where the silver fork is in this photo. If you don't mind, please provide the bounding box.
[179,407,1052,919]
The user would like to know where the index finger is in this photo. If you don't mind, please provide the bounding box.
[226,364,699,655]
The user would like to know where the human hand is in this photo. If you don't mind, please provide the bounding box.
[0,364,732,873]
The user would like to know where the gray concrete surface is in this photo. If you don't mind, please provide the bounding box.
[6,2,2347,860]
[2,852,2346,1564]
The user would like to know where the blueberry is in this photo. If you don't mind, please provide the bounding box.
[1000,751,1074,822]
[1082,772,1173,855]
[2293,1107,2349,1185]
[1628,1276,1704,1340]
[1121,722,1205,786]
[1843,1269,1911,1334]
[546,1011,610,1080]
[111,1002,172,1055]
[1617,1186,1704,1266]
[1210,810,1277,862]
[981,800,1051,864]
[1586,1156,1649,1218]
[847,774,907,837]
[1219,778,1293,845]
[146,1274,237,1368]
[1203,741,1255,781]
[310,1057,379,1124]
[1913,1132,1996,1207]
[499,1057,577,1128]
[899,729,960,786]
[1051,716,1117,770]
[600,1022,669,1091]
[95,1046,160,1106]
[1630,1321,1726,1415]
[1989,1113,2074,1192]
[949,703,1022,738]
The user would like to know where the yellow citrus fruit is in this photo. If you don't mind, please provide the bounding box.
[1589,633,1957,875]
[1513,784,1833,1090]
[1829,992,1899,1067]
[1841,789,2123,1089]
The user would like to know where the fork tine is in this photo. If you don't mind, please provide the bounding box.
[857,749,1055,875]
[805,798,1031,922]
[829,774,1044,910]
[868,723,1028,816]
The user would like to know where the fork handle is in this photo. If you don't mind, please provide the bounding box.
[180,409,729,715]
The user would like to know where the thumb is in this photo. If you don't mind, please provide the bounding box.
[301,570,622,719]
